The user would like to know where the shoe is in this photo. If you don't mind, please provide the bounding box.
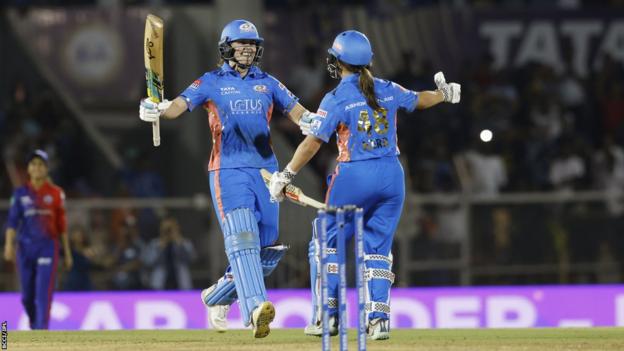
[251,301,275,338]
[367,318,390,340]
[201,287,229,332]
[303,316,338,337]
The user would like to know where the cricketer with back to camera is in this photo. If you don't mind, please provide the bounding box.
[269,29,461,341]
[139,18,317,338]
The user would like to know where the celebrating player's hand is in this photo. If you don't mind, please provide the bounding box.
[269,168,297,202]
[299,111,315,136]
[434,72,461,104]
[139,98,172,122]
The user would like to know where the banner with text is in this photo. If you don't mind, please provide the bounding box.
[1,286,624,330]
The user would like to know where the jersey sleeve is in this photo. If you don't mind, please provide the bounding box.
[56,189,67,234]
[391,81,419,113]
[310,94,341,143]
[267,75,299,114]
[179,74,212,111]
[6,190,22,230]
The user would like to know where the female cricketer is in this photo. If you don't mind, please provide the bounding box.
[139,19,313,338]
[3,150,72,329]
[269,30,461,340]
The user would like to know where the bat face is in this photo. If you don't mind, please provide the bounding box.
[144,15,164,103]
[144,14,164,147]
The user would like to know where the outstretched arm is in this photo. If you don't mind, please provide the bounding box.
[139,96,187,123]
[161,97,188,119]
[268,135,323,202]
[287,103,307,124]
[288,103,321,136]
[416,90,445,109]
[416,71,461,109]
[286,135,324,173]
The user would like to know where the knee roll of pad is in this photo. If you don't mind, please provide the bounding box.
[223,208,266,326]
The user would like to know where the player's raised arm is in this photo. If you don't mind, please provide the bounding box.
[416,71,461,109]
[139,96,186,123]
[287,103,321,135]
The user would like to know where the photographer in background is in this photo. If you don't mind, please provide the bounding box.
[143,217,196,290]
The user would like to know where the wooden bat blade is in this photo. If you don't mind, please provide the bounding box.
[260,169,325,209]
[144,14,164,147]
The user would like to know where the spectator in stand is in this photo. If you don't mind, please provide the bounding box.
[143,217,196,290]
[109,221,144,290]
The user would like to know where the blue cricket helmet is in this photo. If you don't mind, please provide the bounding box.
[219,19,264,45]
[328,30,373,66]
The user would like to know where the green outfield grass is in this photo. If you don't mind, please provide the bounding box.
[7,328,624,351]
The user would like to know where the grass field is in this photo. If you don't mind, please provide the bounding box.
[7,328,624,351]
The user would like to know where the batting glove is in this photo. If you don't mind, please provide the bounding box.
[139,98,172,122]
[299,111,313,136]
[434,72,461,104]
[269,167,297,203]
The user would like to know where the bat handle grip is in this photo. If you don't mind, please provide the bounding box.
[152,118,161,147]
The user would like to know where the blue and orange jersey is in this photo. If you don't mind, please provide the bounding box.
[7,181,67,242]
[310,74,418,162]
[180,63,299,171]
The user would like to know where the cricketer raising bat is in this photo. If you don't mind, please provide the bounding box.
[260,169,326,209]
[144,14,164,147]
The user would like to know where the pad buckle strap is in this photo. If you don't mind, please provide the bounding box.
[365,268,395,283]
[327,298,338,309]
[364,254,393,265]
[365,301,391,314]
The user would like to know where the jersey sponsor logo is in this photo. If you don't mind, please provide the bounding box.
[253,84,268,93]
[229,99,263,114]
[344,101,367,111]
[20,196,32,206]
[43,195,53,204]
[378,96,394,102]
[220,86,240,95]
[37,257,52,265]
[190,79,201,90]
[317,109,328,118]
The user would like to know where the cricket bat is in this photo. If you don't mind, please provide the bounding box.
[144,14,164,147]
[260,169,326,209]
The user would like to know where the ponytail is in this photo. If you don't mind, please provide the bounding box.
[358,67,382,111]
[337,60,381,111]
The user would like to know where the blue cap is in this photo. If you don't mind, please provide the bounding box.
[219,19,264,45]
[328,30,373,66]
[28,149,49,164]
